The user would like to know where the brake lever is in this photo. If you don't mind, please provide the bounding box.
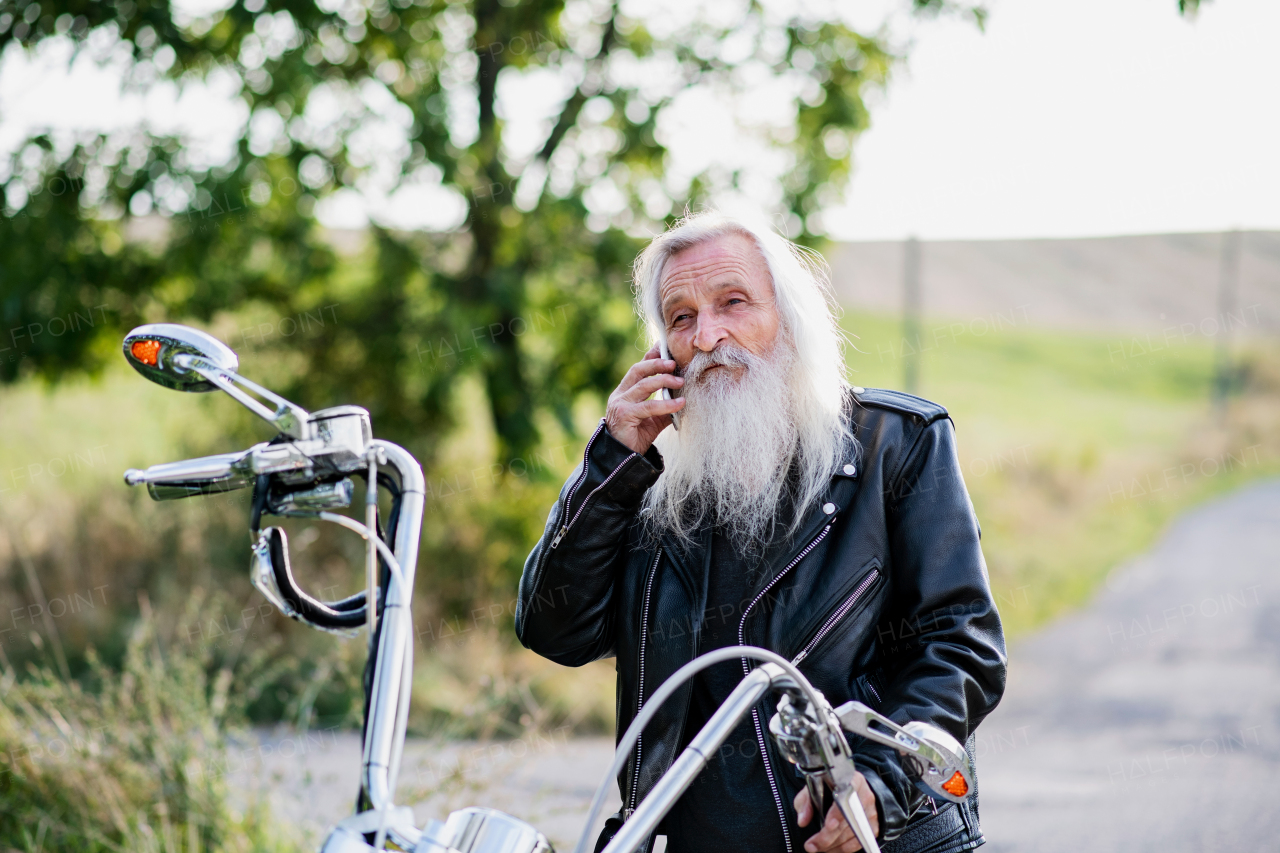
[805,775,824,820]
[831,773,881,853]
[770,692,882,853]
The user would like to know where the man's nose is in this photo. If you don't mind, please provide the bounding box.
[691,315,729,353]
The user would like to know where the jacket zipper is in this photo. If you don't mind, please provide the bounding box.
[551,451,638,549]
[627,547,663,817]
[790,567,880,666]
[548,422,612,549]
[736,522,834,853]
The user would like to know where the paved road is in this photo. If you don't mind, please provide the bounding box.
[240,479,1280,851]
[231,729,621,850]
[977,479,1280,852]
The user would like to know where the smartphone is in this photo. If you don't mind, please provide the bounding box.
[659,339,681,430]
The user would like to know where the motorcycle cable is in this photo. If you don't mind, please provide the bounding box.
[356,469,400,814]
[247,466,404,629]
[250,474,376,630]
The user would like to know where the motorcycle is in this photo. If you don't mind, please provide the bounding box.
[121,324,973,853]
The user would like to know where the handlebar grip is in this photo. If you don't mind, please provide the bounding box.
[123,450,255,501]
[143,477,254,501]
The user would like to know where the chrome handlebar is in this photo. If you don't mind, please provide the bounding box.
[594,648,973,853]
[123,403,374,502]
[599,663,788,853]
[122,323,430,851]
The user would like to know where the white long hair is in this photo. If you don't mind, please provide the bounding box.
[632,210,854,548]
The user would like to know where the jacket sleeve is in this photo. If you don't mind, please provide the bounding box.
[854,416,1008,837]
[515,420,663,667]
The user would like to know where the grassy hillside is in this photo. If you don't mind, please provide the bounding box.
[842,309,1280,635]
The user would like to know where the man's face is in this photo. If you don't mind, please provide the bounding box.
[658,232,781,379]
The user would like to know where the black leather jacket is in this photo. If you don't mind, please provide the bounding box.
[515,389,1007,853]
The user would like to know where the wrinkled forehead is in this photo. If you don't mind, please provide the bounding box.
[657,231,773,304]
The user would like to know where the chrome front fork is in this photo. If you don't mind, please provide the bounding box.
[319,440,429,852]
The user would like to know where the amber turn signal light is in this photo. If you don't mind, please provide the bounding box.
[941,771,968,798]
[131,339,162,366]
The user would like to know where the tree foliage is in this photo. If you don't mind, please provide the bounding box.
[0,0,1189,460]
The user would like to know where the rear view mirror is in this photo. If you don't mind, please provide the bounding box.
[123,323,239,392]
[122,323,312,439]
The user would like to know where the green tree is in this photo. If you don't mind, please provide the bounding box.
[0,0,1187,461]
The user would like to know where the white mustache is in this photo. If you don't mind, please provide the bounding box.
[681,343,760,385]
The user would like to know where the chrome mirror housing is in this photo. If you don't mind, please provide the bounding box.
[121,322,314,439]
[835,702,975,803]
[900,721,974,802]
[123,323,239,392]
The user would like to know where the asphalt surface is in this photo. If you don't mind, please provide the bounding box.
[239,479,1280,851]
[230,729,622,851]
[977,478,1280,852]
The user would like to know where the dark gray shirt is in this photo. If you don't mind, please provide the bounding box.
[663,527,791,853]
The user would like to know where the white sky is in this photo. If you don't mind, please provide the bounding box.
[1,0,1275,240]
[826,0,1280,240]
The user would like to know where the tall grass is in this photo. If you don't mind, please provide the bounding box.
[0,600,304,852]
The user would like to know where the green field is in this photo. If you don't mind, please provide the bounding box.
[841,309,1280,636]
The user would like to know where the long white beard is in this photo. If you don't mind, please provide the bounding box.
[642,341,807,553]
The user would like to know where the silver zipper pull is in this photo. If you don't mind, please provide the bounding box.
[549,526,567,549]
[623,807,635,822]
[791,649,808,665]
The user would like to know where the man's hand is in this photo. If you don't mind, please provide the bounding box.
[605,346,685,454]
[794,774,879,853]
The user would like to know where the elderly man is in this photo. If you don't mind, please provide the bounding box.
[516,212,1006,853]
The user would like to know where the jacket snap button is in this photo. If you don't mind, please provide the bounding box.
[822,502,836,514]
[843,464,856,476]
